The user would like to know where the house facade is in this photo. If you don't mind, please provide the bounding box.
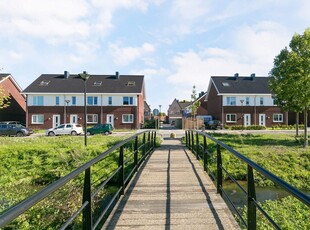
[167,99,191,124]
[205,74,288,127]
[0,74,26,124]
[23,72,145,129]
[144,101,151,121]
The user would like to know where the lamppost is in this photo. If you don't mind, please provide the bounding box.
[79,71,90,146]
[240,99,244,130]
[64,99,71,123]
[159,105,162,129]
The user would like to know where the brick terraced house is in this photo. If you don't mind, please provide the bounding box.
[0,74,26,124]
[205,74,288,127]
[23,71,145,129]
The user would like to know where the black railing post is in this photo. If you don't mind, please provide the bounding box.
[203,135,207,171]
[119,146,124,195]
[143,133,146,156]
[82,168,92,230]
[216,144,222,196]
[191,130,194,153]
[185,130,188,147]
[153,131,156,148]
[247,165,257,230]
[134,136,138,171]
[147,131,151,153]
[150,131,154,149]
[188,131,191,150]
[196,132,199,160]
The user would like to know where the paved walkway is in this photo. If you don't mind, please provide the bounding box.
[104,139,239,229]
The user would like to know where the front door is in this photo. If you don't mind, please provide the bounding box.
[107,114,114,127]
[53,115,61,128]
[70,114,78,124]
[244,114,251,127]
[259,114,266,126]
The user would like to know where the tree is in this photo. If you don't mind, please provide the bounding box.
[0,86,10,109]
[269,28,310,147]
[189,85,201,129]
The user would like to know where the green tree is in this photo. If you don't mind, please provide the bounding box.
[269,28,310,147]
[0,86,10,109]
[190,85,201,129]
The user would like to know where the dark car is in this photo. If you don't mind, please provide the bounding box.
[0,124,31,137]
[205,120,223,130]
[0,121,34,134]
[86,124,113,135]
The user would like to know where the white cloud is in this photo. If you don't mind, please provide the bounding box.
[108,42,155,66]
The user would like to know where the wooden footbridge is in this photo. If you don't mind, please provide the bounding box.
[1,130,309,229]
[104,138,239,229]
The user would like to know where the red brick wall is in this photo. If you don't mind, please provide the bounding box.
[27,106,139,129]
[0,77,26,123]
[137,94,145,129]
[197,96,208,116]
[206,84,222,120]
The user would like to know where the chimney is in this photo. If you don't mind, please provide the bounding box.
[251,73,255,81]
[115,71,120,79]
[64,71,70,79]
[199,91,205,98]
[234,73,239,80]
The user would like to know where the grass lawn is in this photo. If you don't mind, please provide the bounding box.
[205,132,310,190]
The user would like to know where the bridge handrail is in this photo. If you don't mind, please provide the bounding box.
[0,130,156,229]
[185,130,310,229]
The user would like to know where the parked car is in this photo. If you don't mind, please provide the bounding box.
[46,123,83,136]
[0,121,34,134]
[0,123,31,137]
[86,124,113,135]
[205,120,223,130]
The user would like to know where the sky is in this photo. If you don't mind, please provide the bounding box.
[1,0,310,113]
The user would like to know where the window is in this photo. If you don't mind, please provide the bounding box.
[127,81,136,86]
[32,115,44,124]
[273,114,283,122]
[123,96,133,105]
[72,96,76,105]
[226,114,237,122]
[33,96,44,106]
[226,97,236,105]
[260,97,264,105]
[87,96,98,105]
[222,82,230,87]
[39,81,50,86]
[245,97,250,105]
[108,96,112,105]
[56,96,60,105]
[93,81,102,86]
[87,114,98,124]
[122,114,134,123]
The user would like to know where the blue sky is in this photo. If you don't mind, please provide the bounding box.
[1,0,310,113]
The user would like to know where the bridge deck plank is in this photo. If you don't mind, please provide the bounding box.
[103,139,240,229]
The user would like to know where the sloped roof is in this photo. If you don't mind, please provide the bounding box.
[211,76,271,94]
[23,73,144,94]
[178,100,191,109]
[0,73,10,81]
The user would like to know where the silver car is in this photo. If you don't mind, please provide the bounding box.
[46,123,83,136]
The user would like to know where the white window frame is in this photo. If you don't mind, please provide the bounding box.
[226,97,236,106]
[123,96,133,105]
[33,96,44,106]
[273,114,283,122]
[87,96,98,105]
[32,114,44,124]
[87,114,98,124]
[226,114,237,123]
[56,96,60,105]
[122,114,134,123]
[260,97,264,106]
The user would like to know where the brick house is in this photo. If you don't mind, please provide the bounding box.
[167,99,191,124]
[144,101,151,121]
[22,71,145,129]
[0,74,26,124]
[205,74,288,127]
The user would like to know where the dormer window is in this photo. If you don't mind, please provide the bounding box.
[93,81,102,86]
[39,81,50,86]
[127,81,135,86]
[222,82,230,87]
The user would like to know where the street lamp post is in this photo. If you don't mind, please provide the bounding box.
[240,99,244,130]
[79,71,90,147]
[64,99,71,123]
[159,105,162,129]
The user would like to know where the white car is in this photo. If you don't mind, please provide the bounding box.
[46,123,83,136]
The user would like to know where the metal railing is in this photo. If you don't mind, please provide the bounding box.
[0,130,157,229]
[185,130,310,230]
